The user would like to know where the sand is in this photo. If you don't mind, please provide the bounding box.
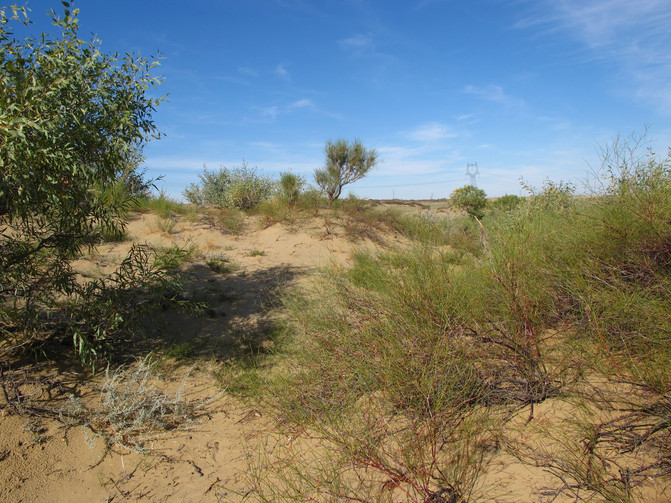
[1,208,664,502]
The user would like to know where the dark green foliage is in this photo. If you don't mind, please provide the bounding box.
[314,138,378,202]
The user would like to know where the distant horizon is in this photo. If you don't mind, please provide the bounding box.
[18,0,671,200]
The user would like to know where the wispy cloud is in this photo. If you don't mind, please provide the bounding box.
[337,32,396,80]
[338,33,375,54]
[238,66,258,77]
[463,84,524,108]
[288,98,315,110]
[404,122,458,142]
[516,0,671,110]
[252,97,339,122]
[274,64,290,80]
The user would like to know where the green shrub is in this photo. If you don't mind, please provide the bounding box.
[0,4,165,364]
[491,194,521,212]
[278,172,305,206]
[183,161,276,210]
[314,139,378,202]
[450,185,487,219]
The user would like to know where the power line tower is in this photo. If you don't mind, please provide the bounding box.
[466,162,479,187]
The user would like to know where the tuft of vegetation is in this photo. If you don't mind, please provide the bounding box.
[183,161,276,210]
[63,356,217,455]
[278,172,305,206]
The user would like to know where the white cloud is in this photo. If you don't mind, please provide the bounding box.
[237,66,258,77]
[338,33,374,52]
[404,122,457,142]
[288,98,315,110]
[256,106,279,120]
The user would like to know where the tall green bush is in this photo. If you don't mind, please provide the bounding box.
[0,2,164,363]
[450,185,487,219]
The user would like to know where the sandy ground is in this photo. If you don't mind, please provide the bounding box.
[1,208,665,502]
[0,209,410,502]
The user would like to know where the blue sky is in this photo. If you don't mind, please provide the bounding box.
[18,0,671,199]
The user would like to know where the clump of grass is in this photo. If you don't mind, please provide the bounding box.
[156,214,177,234]
[249,249,265,257]
[206,254,236,274]
[204,207,245,234]
[134,190,185,218]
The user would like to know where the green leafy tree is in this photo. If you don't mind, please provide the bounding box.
[314,139,378,202]
[450,185,487,219]
[0,3,163,360]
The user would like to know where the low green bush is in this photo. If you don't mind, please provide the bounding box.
[183,161,276,210]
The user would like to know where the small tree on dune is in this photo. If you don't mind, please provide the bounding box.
[314,139,378,202]
[450,185,487,219]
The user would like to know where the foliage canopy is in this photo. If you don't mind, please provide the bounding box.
[450,185,487,219]
[0,3,164,363]
[314,139,378,202]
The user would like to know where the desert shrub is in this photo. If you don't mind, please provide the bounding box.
[296,187,326,214]
[450,185,487,219]
[252,136,671,500]
[491,194,521,212]
[183,161,276,210]
[203,207,245,234]
[278,172,305,206]
[58,356,218,455]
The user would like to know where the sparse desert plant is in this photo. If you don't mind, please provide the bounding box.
[206,254,236,274]
[60,356,219,455]
[314,138,378,202]
[297,187,326,214]
[203,207,245,234]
